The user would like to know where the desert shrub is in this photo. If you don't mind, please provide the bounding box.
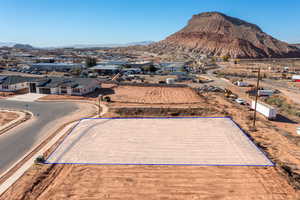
[35,155,45,164]
[222,55,230,62]
[265,96,285,107]
[265,96,300,117]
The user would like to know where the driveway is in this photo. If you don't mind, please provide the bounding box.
[0,100,79,174]
[5,93,46,102]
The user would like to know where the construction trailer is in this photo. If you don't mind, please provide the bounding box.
[251,100,277,120]
[258,90,274,97]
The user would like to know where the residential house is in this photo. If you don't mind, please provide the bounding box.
[90,65,121,75]
[0,76,37,92]
[30,63,84,72]
[160,62,186,72]
[0,75,100,96]
[35,77,100,95]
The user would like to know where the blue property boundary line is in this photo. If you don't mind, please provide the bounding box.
[80,116,230,120]
[45,117,275,167]
[45,119,83,164]
[44,162,274,167]
[229,117,275,167]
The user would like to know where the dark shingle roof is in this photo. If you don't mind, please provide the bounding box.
[0,76,39,85]
[0,75,98,89]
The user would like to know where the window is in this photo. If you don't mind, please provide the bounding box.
[72,88,81,93]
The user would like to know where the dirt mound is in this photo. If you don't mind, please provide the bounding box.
[112,107,221,117]
[149,12,300,58]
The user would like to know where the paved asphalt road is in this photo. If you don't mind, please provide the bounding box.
[0,100,79,174]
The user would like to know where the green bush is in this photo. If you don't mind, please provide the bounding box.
[35,155,45,164]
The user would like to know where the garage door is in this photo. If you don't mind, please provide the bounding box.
[39,88,51,94]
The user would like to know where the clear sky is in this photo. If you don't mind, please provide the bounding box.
[0,0,299,47]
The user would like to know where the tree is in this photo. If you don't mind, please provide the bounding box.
[234,59,240,64]
[85,57,97,68]
[70,68,82,76]
[222,55,230,62]
[179,66,186,72]
[142,65,157,73]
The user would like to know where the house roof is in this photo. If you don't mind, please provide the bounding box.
[160,62,186,67]
[121,68,142,72]
[38,77,98,89]
[90,65,121,70]
[31,63,84,68]
[0,75,98,89]
[0,75,38,85]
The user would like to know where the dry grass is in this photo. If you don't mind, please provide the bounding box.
[0,111,19,126]
[38,95,96,102]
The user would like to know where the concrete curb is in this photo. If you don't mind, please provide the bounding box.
[0,103,108,196]
[0,109,33,136]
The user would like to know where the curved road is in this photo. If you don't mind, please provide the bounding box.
[0,100,80,174]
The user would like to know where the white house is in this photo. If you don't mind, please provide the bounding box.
[0,76,37,92]
[0,75,101,96]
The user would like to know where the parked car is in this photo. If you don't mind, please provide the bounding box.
[235,98,245,105]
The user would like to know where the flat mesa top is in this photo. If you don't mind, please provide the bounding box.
[46,117,273,166]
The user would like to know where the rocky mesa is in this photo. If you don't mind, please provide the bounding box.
[150,12,300,58]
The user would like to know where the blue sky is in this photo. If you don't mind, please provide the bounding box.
[0,0,299,47]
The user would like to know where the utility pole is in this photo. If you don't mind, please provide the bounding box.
[252,66,261,130]
[98,95,102,118]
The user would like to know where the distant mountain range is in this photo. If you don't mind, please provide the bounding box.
[0,42,34,49]
[54,41,155,49]
[0,41,155,49]
[0,42,18,47]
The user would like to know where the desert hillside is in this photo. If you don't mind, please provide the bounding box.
[148,12,300,58]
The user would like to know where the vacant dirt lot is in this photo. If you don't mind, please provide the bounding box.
[109,86,201,104]
[1,165,296,200]
[0,111,19,126]
[46,118,272,165]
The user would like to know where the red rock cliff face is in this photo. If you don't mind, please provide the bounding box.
[151,12,300,58]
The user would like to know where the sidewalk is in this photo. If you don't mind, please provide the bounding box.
[0,122,75,195]
[0,103,108,196]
